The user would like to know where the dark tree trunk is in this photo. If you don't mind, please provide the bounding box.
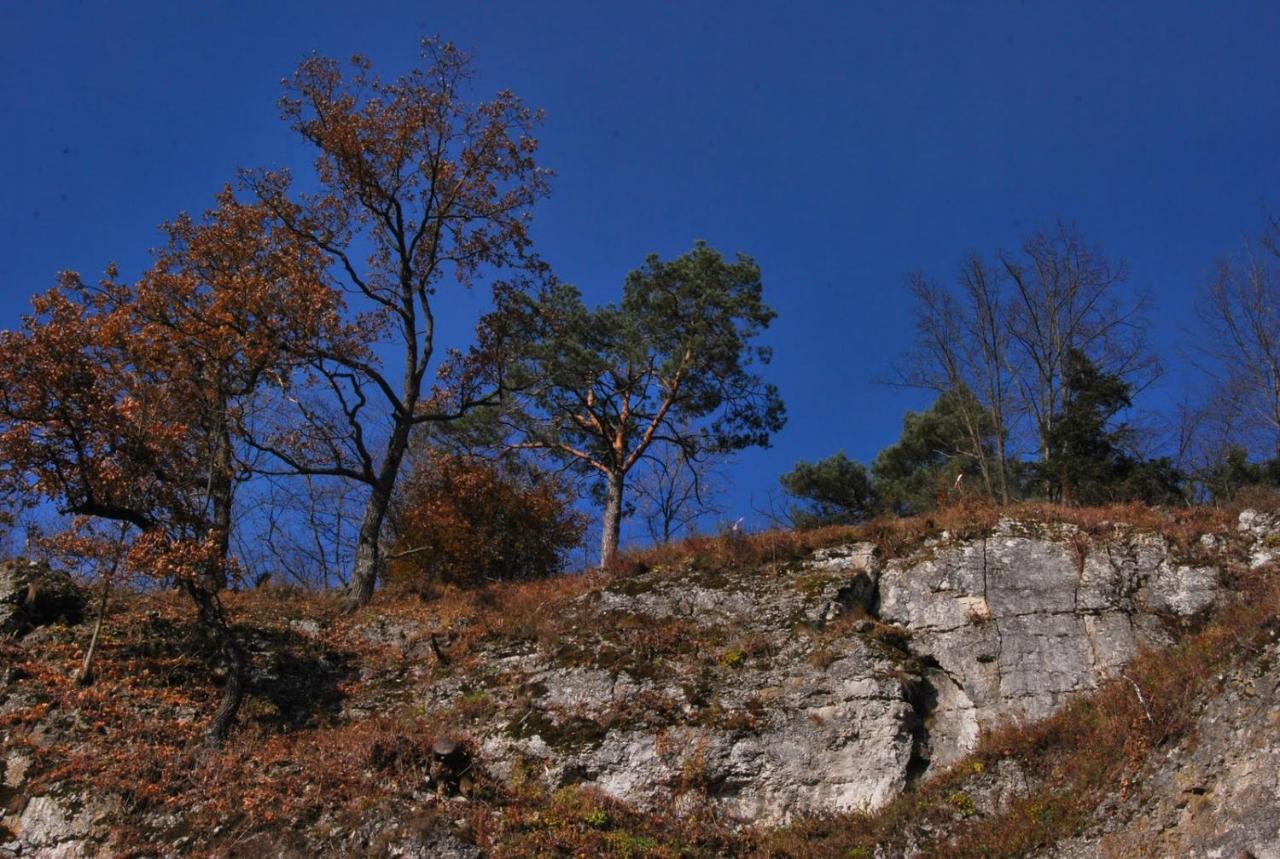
[206,418,234,592]
[183,576,247,744]
[346,423,412,610]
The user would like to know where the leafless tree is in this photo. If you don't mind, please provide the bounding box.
[631,444,724,544]
[896,256,1014,501]
[1001,221,1158,461]
[1195,216,1280,458]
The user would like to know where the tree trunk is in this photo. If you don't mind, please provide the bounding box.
[183,577,247,744]
[204,415,235,592]
[346,424,412,610]
[599,470,625,569]
[995,434,1011,504]
[347,502,387,610]
[75,575,111,688]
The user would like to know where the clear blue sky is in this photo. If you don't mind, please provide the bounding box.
[4,2,1280,535]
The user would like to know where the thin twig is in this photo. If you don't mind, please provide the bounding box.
[1121,672,1155,726]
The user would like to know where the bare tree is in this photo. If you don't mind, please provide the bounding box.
[1001,221,1158,462]
[1195,216,1280,458]
[897,259,1012,502]
[897,222,1156,500]
[234,474,361,590]
[631,443,724,544]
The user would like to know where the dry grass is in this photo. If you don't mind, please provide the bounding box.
[2,499,1273,855]
[755,563,1280,858]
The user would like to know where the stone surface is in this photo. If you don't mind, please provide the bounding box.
[5,511,1277,853]
[877,519,1219,772]
[1044,638,1280,859]
[2,794,118,858]
[0,560,85,638]
[477,549,914,824]
[460,517,1233,823]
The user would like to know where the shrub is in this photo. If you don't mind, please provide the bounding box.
[388,452,585,591]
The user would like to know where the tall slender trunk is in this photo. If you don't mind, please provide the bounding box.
[75,575,111,688]
[206,416,234,592]
[194,405,246,741]
[346,423,412,610]
[599,470,625,569]
[995,432,1011,504]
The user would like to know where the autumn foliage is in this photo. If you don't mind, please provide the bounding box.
[0,191,345,739]
[388,452,585,591]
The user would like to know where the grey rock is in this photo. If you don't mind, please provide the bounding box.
[877,520,1223,774]
[1042,641,1280,859]
[7,794,118,857]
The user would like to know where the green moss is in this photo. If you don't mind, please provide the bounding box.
[948,790,977,817]
[718,648,746,668]
[606,832,660,857]
[794,571,837,598]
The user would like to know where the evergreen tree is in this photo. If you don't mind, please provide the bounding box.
[1039,349,1185,504]
[778,452,876,527]
[871,386,998,515]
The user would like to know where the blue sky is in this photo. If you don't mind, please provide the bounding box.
[4,1,1280,540]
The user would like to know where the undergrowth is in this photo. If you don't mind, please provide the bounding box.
[0,500,1274,855]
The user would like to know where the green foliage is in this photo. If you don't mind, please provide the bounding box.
[506,241,786,563]
[871,385,997,515]
[516,241,786,466]
[779,451,876,527]
[1198,445,1280,502]
[1038,350,1185,504]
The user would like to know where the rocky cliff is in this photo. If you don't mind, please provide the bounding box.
[1,508,1276,857]
[467,518,1220,824]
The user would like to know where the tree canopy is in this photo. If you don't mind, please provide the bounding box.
[504,241,785,565]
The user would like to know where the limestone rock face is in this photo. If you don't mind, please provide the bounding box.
[3,512,1271,852]
[877,520,1218,772]
[1046,639,1280,859]
[464,519,1234,823]
[1,793,119,858]
[478,543,913,824]
[0,560,85,638]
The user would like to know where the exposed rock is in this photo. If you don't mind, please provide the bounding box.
[877,519,1220,773]
[460,517,1238,824]
[1045,638,1280,859]
[473,546,914,824]
[2,794,119,857]
[0,560,85,638]
[4,510,1276,852]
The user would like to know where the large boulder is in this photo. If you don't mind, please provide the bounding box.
[0,559,86,638]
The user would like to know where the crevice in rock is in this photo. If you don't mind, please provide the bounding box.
[834,571,880,619]
[980,537,1004,680]
[902,655,942,786]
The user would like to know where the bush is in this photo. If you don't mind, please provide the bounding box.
[388,452,585,590]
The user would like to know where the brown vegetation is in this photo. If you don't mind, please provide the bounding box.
[2,501,1273,855]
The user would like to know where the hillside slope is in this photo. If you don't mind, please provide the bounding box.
[1,505,1275,857]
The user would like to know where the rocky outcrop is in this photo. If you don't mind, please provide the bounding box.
[448,520,1234,824]
[1047,632,1280,858]
[473,542,914,823]
[0,512,1269,853]
[0,560,85,639]
[878,520,1219,771]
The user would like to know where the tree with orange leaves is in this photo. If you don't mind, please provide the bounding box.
[0,191,340,741]
[386,450,585,592]
[242,37,550,609]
